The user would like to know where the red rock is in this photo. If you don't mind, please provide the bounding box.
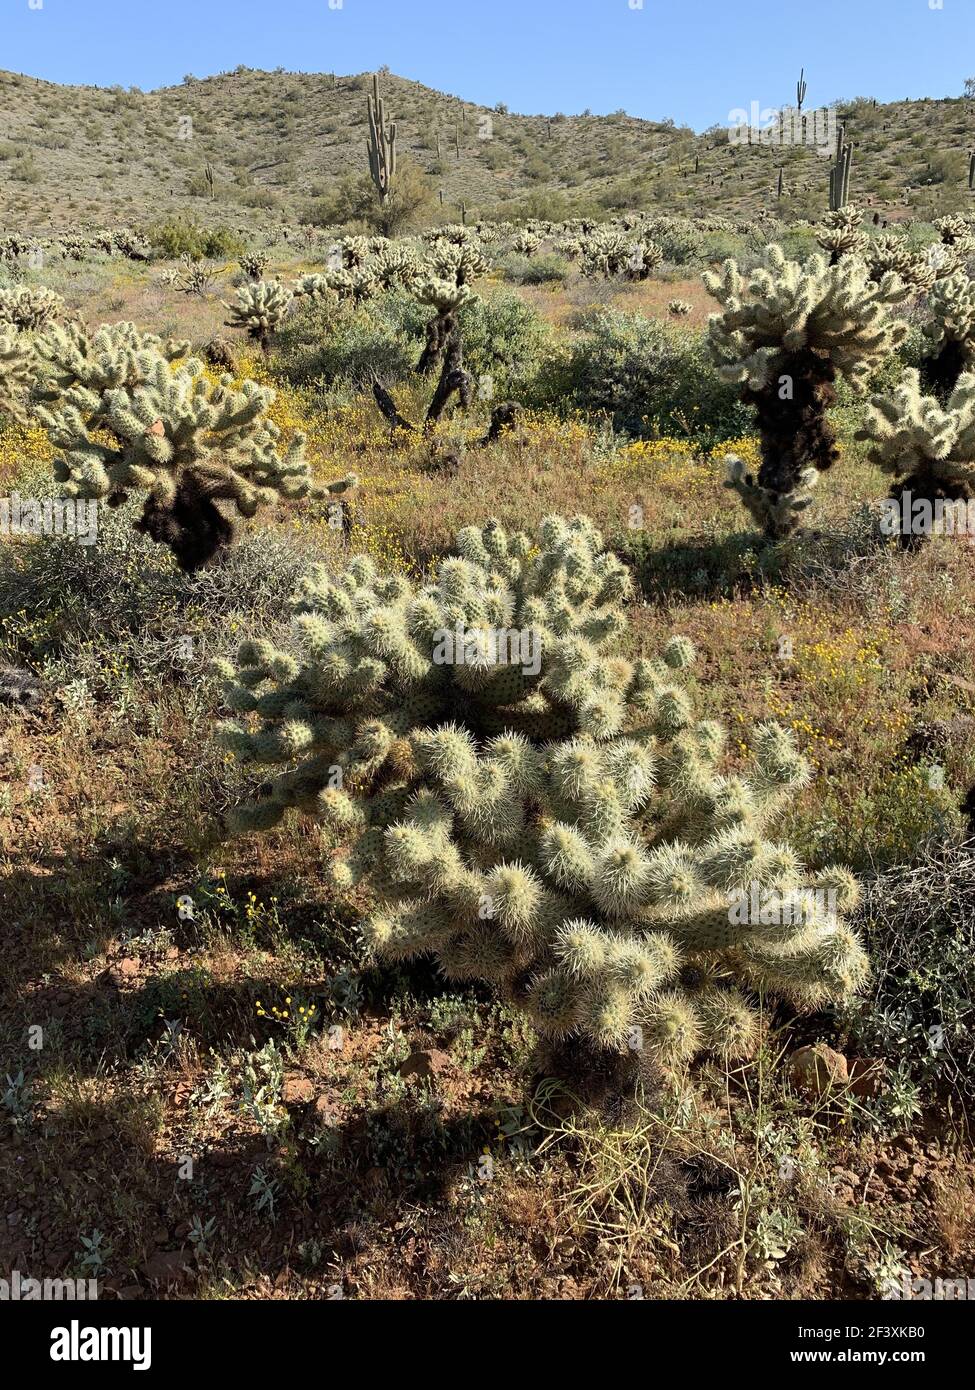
[399,1048,451,1080]
[848,1057,888,1098]
[283,1075,314,1104]
[788,1044,849,1095]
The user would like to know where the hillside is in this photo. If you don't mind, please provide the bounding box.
[1,65,974,231]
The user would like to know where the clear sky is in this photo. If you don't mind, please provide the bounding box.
[2,0,973,131]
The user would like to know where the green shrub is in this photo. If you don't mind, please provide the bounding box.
[273,296,416,393]
[148,217,245,261]
[501,252,571,286]
[536,308,752,447]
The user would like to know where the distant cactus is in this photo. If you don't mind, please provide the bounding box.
[223,279,294,353]
[239,251,270,281]
[866,235,936,295]
[27,320,354,570]
[0,283,66,332]
[366,73,397,207]
[217,514,866,1064]
[796,68,807,114]
[512,229,541,257]
[580,227,662,281]
[705,245,909,536]
[668,299,692,317]
[175,255,219,296]
[828,125,853,211]
[816,206,868,264]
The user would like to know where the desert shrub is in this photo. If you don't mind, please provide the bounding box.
[273,296,416,392]
[536,308,751,447]
[277,287,551,402]
[0,491,316,683]
[501,252,571,286]
[148,217,245,261]
[840,841,975,1103]
[650,219,707,266]
[456,291,553,398]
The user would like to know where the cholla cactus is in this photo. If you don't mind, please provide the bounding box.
[223,279,294,352]
[294,265,379,307]
[28,320,355,570]
[57,232,93,261]
[0,328,32,422]
[668,299,693,317]
[413,236,487,375]
[581,227,662,281]
[704,245,909,537]
[175,256,219,297]
[217,515,867,1064]
[866,235,936,295]
[934,215,975,254]
[370,242,421,292]
[857,369,975,535]
[512,229,541,257]
[922,271,975,399]
[0,284,66,331]
[815,207,868,264]
[94,226,149,261]
[240,251,270,281]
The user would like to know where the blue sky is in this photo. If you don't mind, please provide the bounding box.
[3,0,973,131]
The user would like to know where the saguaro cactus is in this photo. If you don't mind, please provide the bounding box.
[217,515,866,1064]
[829,124,853,210]
[796,68,807,114]
[366,73,397,207]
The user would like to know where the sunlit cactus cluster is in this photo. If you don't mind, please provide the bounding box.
[10,319,355,569]
[217,515,866,1063]
[705,244,909,537]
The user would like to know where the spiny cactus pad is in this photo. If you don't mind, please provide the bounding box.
[218,515,867,1063]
